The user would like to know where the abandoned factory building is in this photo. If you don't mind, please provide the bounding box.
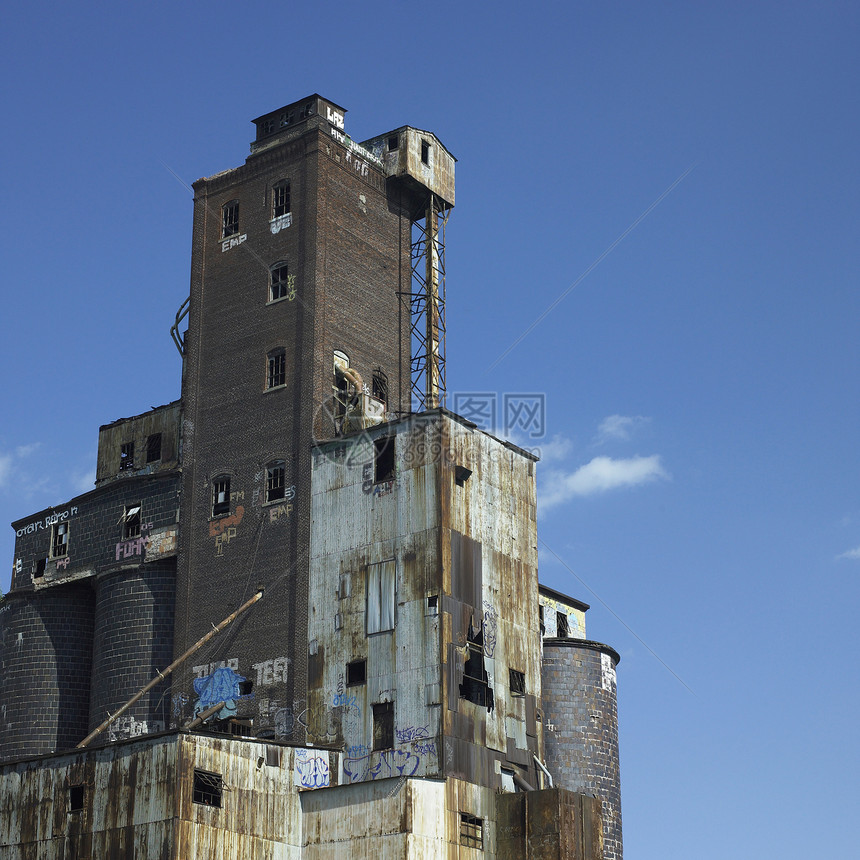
[0,94,622,859]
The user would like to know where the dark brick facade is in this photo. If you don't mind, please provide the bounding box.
[542,639,623,860]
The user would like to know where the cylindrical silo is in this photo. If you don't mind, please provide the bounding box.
[541,638,622,860]
[0,584,95,761]
[89,561,175,740]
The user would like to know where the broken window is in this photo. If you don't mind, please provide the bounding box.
[120,441,134,471]
[366,559,395,634]
[267,349,286,389]
[301,101,316,119]
[556,611,569,638]
[121,504,141,540]
[270,263,289,301]
[68,784,85,813]
[372,368,388,405]
[460,813,483,849]
[374,436,395,483]
[51,522,69,558]
[279,111,294,128]
[262,118,275,135]
[193,769,223,807]
[222,200,239,238]
[272,181,291,218]
[146,433,162,463]
[347,659,366,687]
[372,702,394,750]
[266,461,285,503]
[509,669,526,697]
[500,768,516,793]
[212,476,230,517]
[33,558,46,578]
[460,621,494,710]
[421,140,430,165]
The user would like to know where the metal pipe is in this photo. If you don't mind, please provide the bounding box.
[513,772,536,792]
[534,754,554,788]
[77,589,264,748]
[184,701,227,730]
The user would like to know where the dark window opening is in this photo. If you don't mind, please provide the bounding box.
[229,719,254,737]
[33,558,46,578]
[120,441,134,471]
[387,135,398,152]
[262,118,275,135]
[270,263,289,301]
[266,461,286,502]
[372,368,388,404]
[427,595,438,611]
[146,433,162,463]
[213,477,230,517]
[222,200,239,238]
[347,659,367,687]
[193,769,223,807]
[557,611,569,638]
[460,622,494,710]
[372,702,394,751]
[374,436,395,483]
[68,784,85,812]
[539,605,545,637]
[280,111,294,128]
[302,101,316,119]
[455,465,472,487]
[122,505,141,540]
[51,522,69,558]
[421,140,430,164]
[267,349,286,389]
[509,668,526,697]
[460,813,483,849]
[238,680,253,696]
[273,182,291,218]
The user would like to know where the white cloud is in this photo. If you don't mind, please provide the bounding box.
[540,454,669,511]
[836,547,860,561]
[596,414,650,443]
[15,443,40,458]
[0,454,11,487]
[534,434,573,464]
[71,468,96,494]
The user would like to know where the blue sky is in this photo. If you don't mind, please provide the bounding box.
[1,1,858,856]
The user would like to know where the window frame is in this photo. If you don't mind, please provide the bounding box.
[212,476,231,517]
[265,460,286,504]
[372,702,394,751]
[272,181,291,219]
[121,504,142,540]
[459,813,483,849]
[51,521,69,559]
[269,262,290,303]
[119,441,135,472]
[266,349,286,390]
[221,200,239,239]
[192,769,223,807]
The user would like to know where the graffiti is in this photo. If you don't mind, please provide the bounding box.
[346,743,371,757]
[230,490,245,503]
[252,656,290,687]
[482,601,498,657]
[55,556,70,571]
[172,692,190,718]
[414,741,437,757]
[362,463,373,494]
[209,505,244,537]
[329,126,383,168]
[286,273,297,300]
[270,213,292,234]
[193,658,239,679]
[326,105,344,129]
[107,716,164,743]
[115,535,147,562]
[601,652,616,691]
[274,707,294,738]
[395,724,430,744]
[193,666,251,720]
[268,503,293,523]
[297,702,339,744]
[294,749,330,789]
[16,506,79,538]
[332,692,358,710]
[343,748,421,783]
[221,233,247,253]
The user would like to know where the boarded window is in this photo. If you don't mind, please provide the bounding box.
[146,433,162,463]
[266,461,286,503]
[460,813,483,848]
[120,441,134,471]
[51,522,69,558]
[366,560,395,634]
[121,504,141,540]
[372,702,394,750]
[193,769,223,807]
[557,611,569,638]
[222,200,239,238]
[213,476,230,516]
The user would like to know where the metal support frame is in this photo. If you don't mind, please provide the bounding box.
[402,194,450,411]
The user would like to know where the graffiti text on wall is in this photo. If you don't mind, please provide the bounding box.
[294,749,330,789]
[221,233,247,253]
[252,656,290,687]
[16,507,79,538]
